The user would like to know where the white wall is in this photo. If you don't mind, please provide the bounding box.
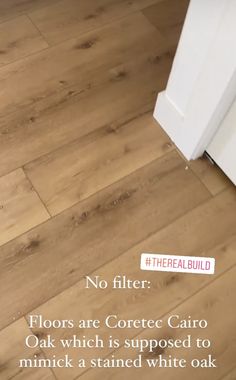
[154,0,236,160]
[166,0,226,115]
[207,95,236,185]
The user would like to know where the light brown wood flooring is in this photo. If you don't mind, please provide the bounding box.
[0,1,235,379]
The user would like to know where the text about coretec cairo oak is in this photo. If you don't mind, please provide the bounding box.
[19,276,217,370]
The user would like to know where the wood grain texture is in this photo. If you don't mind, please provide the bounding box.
[26,190,236,379]
[0,318,55,380]
[0,151,210,330]
[221,368,236,380]
[0,13,165,117]
[189,156,233,196]
[0,169,49,246]
[0,16,48,67]
[176,151,233,195]
[25,113,174,215]
[29,0,164,45]
[0,13,173,177]
[79,265,236,380]
[142,0,190,47]
[0,1,234,379]
[0,0,60,23]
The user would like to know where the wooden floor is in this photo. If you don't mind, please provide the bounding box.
[0,1,235,379]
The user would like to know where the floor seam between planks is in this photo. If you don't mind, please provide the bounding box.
[175,149,215,198]
[73,264,236,380]
[26,13,51,47]
[0,12,29,26]
[0,8,152,72]
[0,46,155,128]
[0,0,182,75]
[218,366,236,380]
[0,188,219,334]
[0,150,211,250]
[20,105,153,178]
[23,315,59,380]
[23,167,52,218]
[25,3,165,48]
[0,104,153,180]
[0,17,54,70]
[0,0,62,26]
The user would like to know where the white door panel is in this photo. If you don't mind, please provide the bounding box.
[207,98,236,185]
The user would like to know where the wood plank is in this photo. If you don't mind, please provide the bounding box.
[0,169,49,246]
[29,0,164,45]
[142,0,190,47]
[0,13,173,176]
[79,265,236,380]
[0,64,168,177]
[0,16,48,67]
[0,12,165,117]
[176,150,233,195]
[0,0,60,23]
[0,151,210,330]
[221,368,236,380]
[25,113,174,215]
[25,188,236,379]
[0,318,55,380]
